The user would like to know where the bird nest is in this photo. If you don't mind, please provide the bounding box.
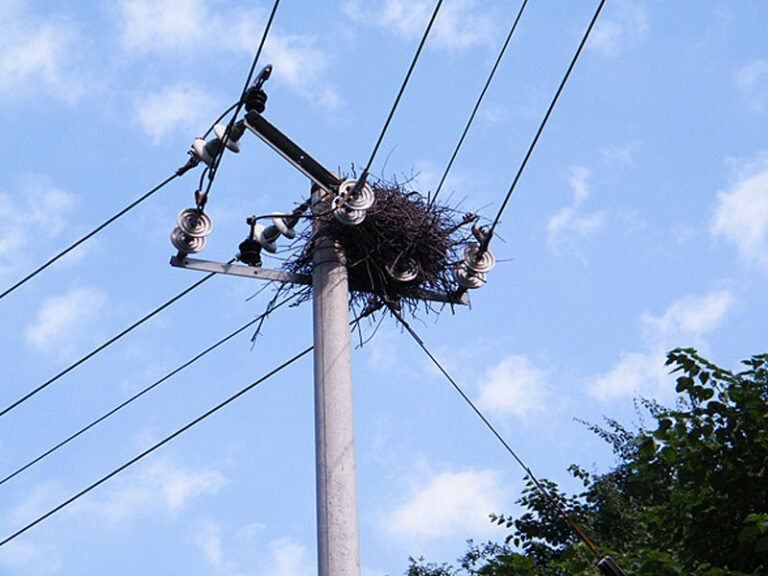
[284,178,475,319]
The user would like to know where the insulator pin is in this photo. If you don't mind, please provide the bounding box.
[454,264,486,289]
[331,179,374,226]
[190,121,245,167]
[462,243,495,273]
[238,238,263,267]
[387,259,419,283]
[171,227,206,255]
[177,208,213,238]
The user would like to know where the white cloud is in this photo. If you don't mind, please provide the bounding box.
[384,469,508,542]
[589,290,733,400]
[194,523,312,576]
[590,350,668,401]
[589,1,649,57]
[342,0,498,52]
[119,0,212,54]
[196,522,225,567]
[117,0,339,108]
[0,175,78,278]
[600,143,638,168]
[711,156,768,272]
[264,34,340,108]
[0,539,63,576]
[136,83,219,142]
[0,1,83,101]
[547,167,605,255]
[261,538,314,576]
[735,60,768,111]
[24,286,107,354]
[477,355,548,419]
[0,481,67,575]
[93,458,227,523]
[641,291,734,342]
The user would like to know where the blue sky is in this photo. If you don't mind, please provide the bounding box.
[1,1,767,575]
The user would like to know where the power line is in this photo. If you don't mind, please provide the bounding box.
[429,0,530,208]
[0,343,313,549]
[390,307,603,560]
[354,0,444,191]
[0,292,298,487]
[200,0,282,201]
[0,171,187,303]
[396,0,531,269]
[0,0,282,304]
[479,0,607,255]
[0,268,225,420]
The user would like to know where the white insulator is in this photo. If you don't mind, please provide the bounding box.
[386,259,419,283]
[454,263,486,289]
[192,138,214,167]
[177,208,213,238]
[333,204,366,226]
[213,124,241,153]
[171,227,206,254]
[462,243,495,273]
[252,222,278,253]
[338,179,375,211]
[272,212,296,239]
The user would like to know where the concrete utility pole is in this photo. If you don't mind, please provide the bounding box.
[312,189,361,576]
[172,101,462,576]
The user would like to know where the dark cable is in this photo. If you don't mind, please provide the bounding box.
[390,307,603,559]
[200,0,281,201]
[395,0,530,270]
[0,267,227,419]
[354,0,444,192]
[0,292,298,487]
[430,0,530,208]
[0,343,313,548]
[0,171,190,303]
[202,102,240,139]
[480,0,607,255]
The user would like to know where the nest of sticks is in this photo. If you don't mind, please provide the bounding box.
[284,178,476,318]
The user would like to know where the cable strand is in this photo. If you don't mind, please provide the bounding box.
[200,0,281,200]
[355,0,444,190]
[0,292,299,487]
[394,0,530,271]
[0,172,181,302]
[390,307,602,558]
[480,0,607,255]
[0,343,313,549]
[0,266,230,419]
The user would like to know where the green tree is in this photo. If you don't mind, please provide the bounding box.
[407,349,768,576]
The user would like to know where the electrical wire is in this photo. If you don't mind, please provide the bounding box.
[354,0,444,191]
[390,307,603,559]
[394,0,531,270]
[0,343,314,549]
[0,170,189,303]
[0,292,299,487]
[429,0,530,209]
[202,102,240,139]
[479,0,607,255]
[0,267,228,420]
[200,0,282,202]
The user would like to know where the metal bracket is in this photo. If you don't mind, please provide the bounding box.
[170,256,469,306]
[244,110,341,193]
[171,256,310,284]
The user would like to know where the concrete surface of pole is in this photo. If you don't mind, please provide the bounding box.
[312,187,361,576]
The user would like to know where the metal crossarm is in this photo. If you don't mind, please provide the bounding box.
[171,256,468,305]
[244,111,341,193]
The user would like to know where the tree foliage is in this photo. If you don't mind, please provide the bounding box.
[406,349,768,576]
